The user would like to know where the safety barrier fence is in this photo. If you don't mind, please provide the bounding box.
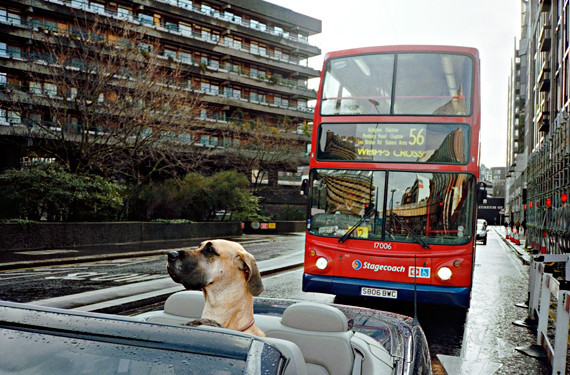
[515,254,570,374]
[525,113,570,256]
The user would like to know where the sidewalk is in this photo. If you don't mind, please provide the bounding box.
[492,226,532,265]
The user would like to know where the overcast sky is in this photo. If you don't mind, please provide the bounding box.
[267,0,522,168]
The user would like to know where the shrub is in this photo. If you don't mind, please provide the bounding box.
[0,164,124,221]
[274,205,305,220]
[134,170,264,221]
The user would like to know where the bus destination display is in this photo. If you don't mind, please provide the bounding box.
[318,123,469,164]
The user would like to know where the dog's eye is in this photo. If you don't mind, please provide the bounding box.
[201,246,218,258]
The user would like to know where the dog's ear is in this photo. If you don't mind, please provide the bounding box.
[236,252,264,296]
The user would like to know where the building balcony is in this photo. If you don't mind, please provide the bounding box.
[537,110,549,133]
[539,0,551,12]
[539,24,551,52]
[25,0,321,78]
[538,61,550,92]
[199,91,314,120]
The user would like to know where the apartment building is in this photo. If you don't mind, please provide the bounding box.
[0,0,321,180]
[505,0,529,225]
[507,0,570,253]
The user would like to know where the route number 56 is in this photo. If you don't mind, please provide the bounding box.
[409,128,425,145]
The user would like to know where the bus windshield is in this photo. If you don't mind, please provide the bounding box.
[308,169,475,245]
[321,52,473,116]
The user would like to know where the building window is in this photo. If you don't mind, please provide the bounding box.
[179,51,192,64]
[137,13,154,26]
[30,81,42,95]
[7,45,21,59]
[164,48,177,60]
[250,91,259,103]
[209,57,219,70]
[8,111,20,124]
[0,108,7,125]
[179,0,192,10]
[27,113,42,127]
[0,9,21,26]
[90,1,105,14]
[117,6,133,21]
[212,31,220,43]
[201,27,212,41]
[165,20,178,32]
[180,22,192,37]
[251,41,259,55]
[71,0,87,10]
[44,83,57,98]
[227,36,242,50]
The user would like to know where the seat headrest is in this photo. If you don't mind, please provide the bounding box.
[164,291,205,318]
[281,302,348,332]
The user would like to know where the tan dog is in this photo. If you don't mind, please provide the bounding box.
[167,239,265,336]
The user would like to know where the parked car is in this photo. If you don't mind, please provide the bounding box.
[0,291,432,375]
[476,219,488,245]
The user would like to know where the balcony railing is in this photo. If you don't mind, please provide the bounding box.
[1,52,315,115]
[40,0,318,66]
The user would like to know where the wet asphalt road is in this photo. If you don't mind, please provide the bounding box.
[0,230,552,374]
[0,233,304,303]
[259,230,551,374]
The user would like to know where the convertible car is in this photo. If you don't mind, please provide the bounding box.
[0,291,431,374]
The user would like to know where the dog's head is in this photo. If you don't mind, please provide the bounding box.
[167,239,263,296]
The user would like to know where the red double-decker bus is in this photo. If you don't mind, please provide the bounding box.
[303,45,481,308]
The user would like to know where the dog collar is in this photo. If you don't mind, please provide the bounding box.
[239,319,255,332]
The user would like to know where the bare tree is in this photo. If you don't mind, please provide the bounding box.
[220,115,308,193]
[4,11,209,183]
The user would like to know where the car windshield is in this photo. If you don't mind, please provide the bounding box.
[321,52,473,116]
[308,169,475,245]
[0,328,246,375]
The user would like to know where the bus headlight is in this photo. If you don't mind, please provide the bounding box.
[315,257,328,270]
[437,267,452,281]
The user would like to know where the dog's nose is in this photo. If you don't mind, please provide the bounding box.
[167,251,180,261]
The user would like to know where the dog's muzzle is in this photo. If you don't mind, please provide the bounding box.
[167,251,181,283]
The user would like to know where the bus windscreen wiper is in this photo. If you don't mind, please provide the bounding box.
[338,204,375,244]
[389,211,431,249]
